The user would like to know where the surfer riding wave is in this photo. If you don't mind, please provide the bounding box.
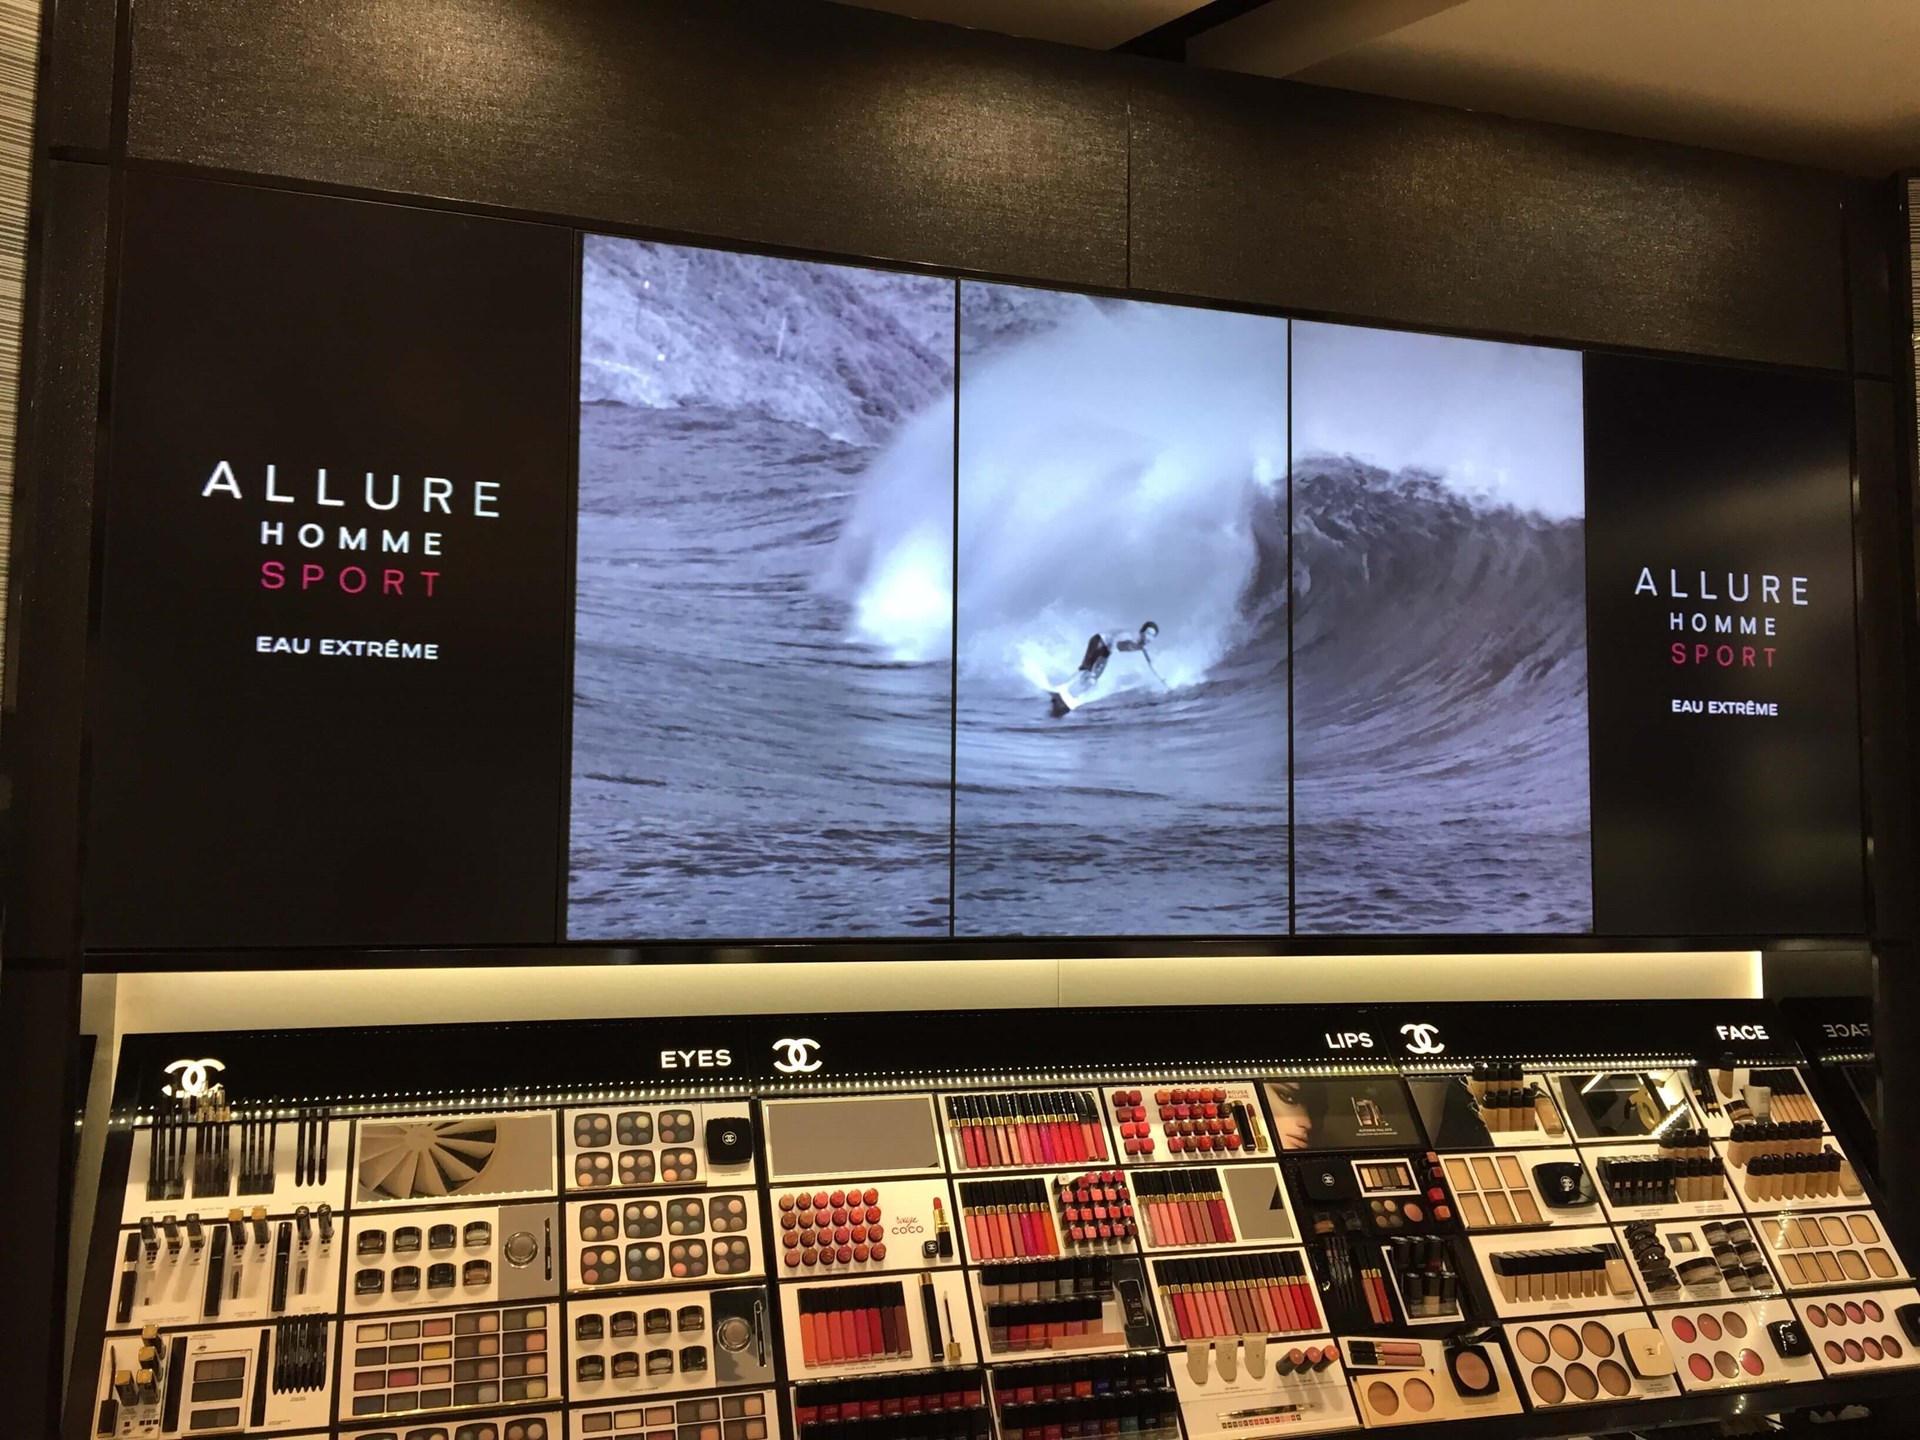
[1051,621,1161,717]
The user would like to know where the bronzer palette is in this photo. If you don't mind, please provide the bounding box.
[1501,1313,1679,1409]
[567,1103,756,1193]
[573,1390,778,1440]
[346,1202,559,1312]
[1101,1083,1271,1162]
[1342,1336,1523,1428]
[1755,1208,1909,1291]
[570,1192,760,1290]
[569,1288,775,1399]
[339,1304,555,1421]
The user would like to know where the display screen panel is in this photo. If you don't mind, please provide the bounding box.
[570,237,956,939]
[1289,322,1591,933]
[952,286,1291,935]
[78,180,1866,948]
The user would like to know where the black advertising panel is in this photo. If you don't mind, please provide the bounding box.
[73,197,1873,951]
[84,175,575,947]
[1586,353,1863,935]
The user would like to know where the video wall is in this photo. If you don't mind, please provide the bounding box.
[80,176,1865,950]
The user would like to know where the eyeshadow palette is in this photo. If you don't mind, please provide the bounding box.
[106,1203,342,1328]
[969,1256,1157,1357]
[571,1193,760,1290]
[1657,1300,1820,1392]
[1147,1249,1323,1340]
[574,1389,777,1440]
[763,1098,945,1184]
[124,1113,354,1224]
[340,1305,556,1421]
[1101,1083,1271,1162]
[89,1321,337,1437]
[347,1202,559,1311]
[1468,1226,1640,1317]
[1795,1288,1920,1376]
[1502,1313,1679,1409]
[568,1104,756,1193]
[1133,1164,1296,1251]
[570,1288,775,1399]
[356,1115,557,1208]
[1756,1209,1909,1291]
[1619,1217,1778,1306]
[939,1091,1113,1173]
[1171,1335,1358,1438]
[340,1413,561,1440]
[774,1179,957,1275]
[1342,1337,1523,1428]
[780,1270,976,1377]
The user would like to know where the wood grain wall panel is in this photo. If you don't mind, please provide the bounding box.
[1128,67,1852,371]
[123,0,1129,288]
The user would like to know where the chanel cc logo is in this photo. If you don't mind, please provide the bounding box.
[772,1037,822,1074]
[161,1057,226,1098]
[1400,1024,1445,1056]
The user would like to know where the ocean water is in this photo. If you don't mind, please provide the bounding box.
[569,241,1592,940]
[568,237,954,940]
[1291,457,1592,932]
[570,404,953,938]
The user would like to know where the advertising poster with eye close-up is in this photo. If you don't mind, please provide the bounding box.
[78,178,1866,951]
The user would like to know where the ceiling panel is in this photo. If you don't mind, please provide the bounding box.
[1262,0,1920,175]
[834,0,1201,50]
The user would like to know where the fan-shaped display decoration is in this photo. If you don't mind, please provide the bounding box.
[358,1119,500,1200]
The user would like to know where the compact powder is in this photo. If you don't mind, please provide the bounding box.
[1515,1328,1549,1364]
[1451,1349,1491,1393]
[1564,1363,1598,1401]
[1367,1381,1399,1417]
[1530,1367,1565,1404]
[1581,1321,1616,1358]
[1549,1325,1581,1361]
[1597,1359,1632,1396]
[1401,1379,1435,1413]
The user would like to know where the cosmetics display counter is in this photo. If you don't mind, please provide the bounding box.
[67,1000,1920,1440]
